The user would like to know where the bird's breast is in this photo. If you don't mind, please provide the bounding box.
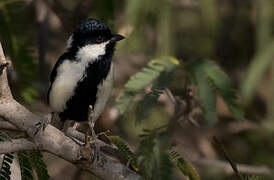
[49,59,90,112]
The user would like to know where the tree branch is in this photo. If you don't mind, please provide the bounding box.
[0,120,19,131]
[0,138,37,154]
[0,41,141,180]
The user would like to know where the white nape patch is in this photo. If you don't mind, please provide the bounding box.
[49,41,110,112]
[76,41,109,61]
[66,35,73,49]
[91,63,114,121]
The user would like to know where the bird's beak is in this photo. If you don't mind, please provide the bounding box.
[111,34,125,42]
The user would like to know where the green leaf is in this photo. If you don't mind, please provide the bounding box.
[0,132,14,180]
[137,126,170,179]
[135,72,171,124]
[0,154,14,180]
[188,60,218,125]
[107,136,138,171]
[18,152,33,180]
[202,60,244,120]
[176,158,200,180]
[117,56,179,114]
[169,151,200,180]
[158,152,173,180]
[187,59,244,124]
[135,92,160,124]
[29,151,49,180]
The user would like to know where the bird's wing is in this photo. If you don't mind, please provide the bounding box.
[47,52,71,103]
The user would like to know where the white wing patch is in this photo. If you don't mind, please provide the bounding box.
[49,40,110,112]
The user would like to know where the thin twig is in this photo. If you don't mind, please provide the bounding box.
[164,88,177,105]
[193,158,273,176]
[213,136,242,179]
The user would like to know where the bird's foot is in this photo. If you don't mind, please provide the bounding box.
[81,135,100,163]
[80,138,93,162]
[91,136,100,163]
[33,114,51,135]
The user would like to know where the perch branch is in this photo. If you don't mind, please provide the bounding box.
[0,138,37,154]
[0,120,19,131]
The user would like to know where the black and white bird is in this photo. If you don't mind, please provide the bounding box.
[46,18,124,158]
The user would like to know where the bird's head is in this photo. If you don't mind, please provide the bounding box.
[66,18,124,57]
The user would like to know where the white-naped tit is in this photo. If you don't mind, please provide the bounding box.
[46,18,124,160]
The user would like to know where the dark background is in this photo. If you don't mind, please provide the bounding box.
[0,0,274,179]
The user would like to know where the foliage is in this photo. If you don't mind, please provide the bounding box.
[169,151,200,180]
[187,58,244,125]
[117,56,179,115]
[0,0,38,104]
[107,135,138,171]
[108,126,201,179]
[136,126,170,179]
[0,153,14,180]
[18,152,33,180]
[0,132,49,180]
[29,150,50,180]
[0,132,14,180]
[115,55,248,178]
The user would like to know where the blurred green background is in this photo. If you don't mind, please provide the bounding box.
[0,0,274,179]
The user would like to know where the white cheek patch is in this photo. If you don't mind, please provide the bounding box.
[76,41,109,61]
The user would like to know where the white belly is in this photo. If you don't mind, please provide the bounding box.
[49,60,86,112]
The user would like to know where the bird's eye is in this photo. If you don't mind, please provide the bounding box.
[96,36,104,43]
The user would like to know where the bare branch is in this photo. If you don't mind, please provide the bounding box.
[0,120,19,131]
[0,138,37,154]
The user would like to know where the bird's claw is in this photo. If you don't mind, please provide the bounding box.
[81,135,100,163]
[91,139,100,163]
[33,114,51,135]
